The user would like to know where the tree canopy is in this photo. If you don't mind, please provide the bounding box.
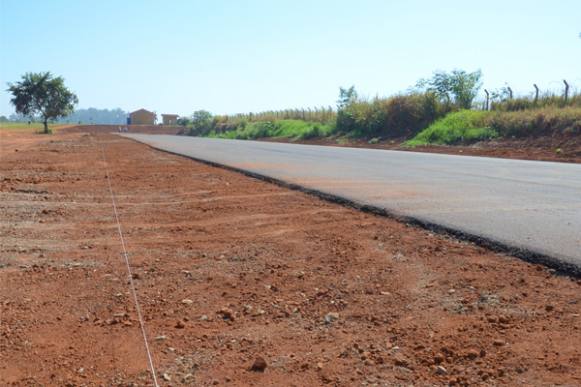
[416,69,482,109]
[7,72,78,133]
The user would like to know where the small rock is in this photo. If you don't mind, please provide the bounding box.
[200,315,209,321]
[175,320,185,329]
[218,308,234,321]
[249,356,267,372]
[182,374,194,382]
[155,335,167,341]
[545,304,554,312]
[181,299,194,305]
[435,365,447,375]
[393,353,409,367]
[162,372,171,381]
[433,353,444,364]
[324,312,340,324]
[465,349,479,360]
[493,339,505,346]
[316,362,324,370]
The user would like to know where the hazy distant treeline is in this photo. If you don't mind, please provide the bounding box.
[57,108,127,124]
[6,108,128,124]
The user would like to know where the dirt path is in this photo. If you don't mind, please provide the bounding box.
[1,132,580,386]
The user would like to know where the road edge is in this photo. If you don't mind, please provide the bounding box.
[120,134,581,279]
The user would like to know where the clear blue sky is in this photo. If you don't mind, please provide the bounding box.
[1,0,580,117]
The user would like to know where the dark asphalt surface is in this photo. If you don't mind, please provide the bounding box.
[123,134,581,272]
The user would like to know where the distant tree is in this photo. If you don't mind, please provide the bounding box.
[490,85,512,103]
[7,72,78,133]
[416,69,482,109]
[177,116,191,127]
[337,86,358,110]
[0,115,8,122]
[189,110,214,135]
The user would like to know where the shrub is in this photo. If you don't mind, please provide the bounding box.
[406,110,497,146]
[188,110,214,136]
[336,92,448,138]
[208,120,335,140]
[489,107,581,137]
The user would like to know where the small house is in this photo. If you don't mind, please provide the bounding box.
[129,109,156,125]
[161,114,179,125]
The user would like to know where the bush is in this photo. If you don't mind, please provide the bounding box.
[208,120,335,140]
[188,110,214,136]
[489,107,581,137]
[336,92,448,138]
[406,110,497,146]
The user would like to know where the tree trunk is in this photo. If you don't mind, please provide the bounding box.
[43,119,49,134]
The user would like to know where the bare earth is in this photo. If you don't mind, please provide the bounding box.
[1,131,580,386]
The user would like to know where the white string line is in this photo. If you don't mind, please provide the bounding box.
[98,139,160,387]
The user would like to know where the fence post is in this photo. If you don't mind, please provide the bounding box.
[507,87,513,99]
[533,84,539,104]
[563,80,570,102]
[484,89,490,110]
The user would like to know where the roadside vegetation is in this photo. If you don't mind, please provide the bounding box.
[405,110,497,146]
[208,119,335,140]
[178,68,581,147]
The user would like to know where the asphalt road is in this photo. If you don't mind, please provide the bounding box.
[123,134,581,273]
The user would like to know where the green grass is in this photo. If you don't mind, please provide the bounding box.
[208,119,335,140]
[0,121,73,132]
[405,110,497,146]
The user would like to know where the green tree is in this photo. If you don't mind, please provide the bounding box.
[337,86,358,110]
[7,72,78,133]
[189,110,214,135]
[417,69,482,109]
[177,116,191,127]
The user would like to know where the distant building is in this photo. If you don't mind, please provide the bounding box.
[129,109,156,125]
[161,114,179,125]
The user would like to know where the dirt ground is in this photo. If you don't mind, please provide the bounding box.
[1,130,580,386]
[267,135,581,164]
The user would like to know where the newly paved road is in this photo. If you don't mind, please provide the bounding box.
[124,134,581,273]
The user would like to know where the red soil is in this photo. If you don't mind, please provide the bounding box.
[1,131,580,386]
